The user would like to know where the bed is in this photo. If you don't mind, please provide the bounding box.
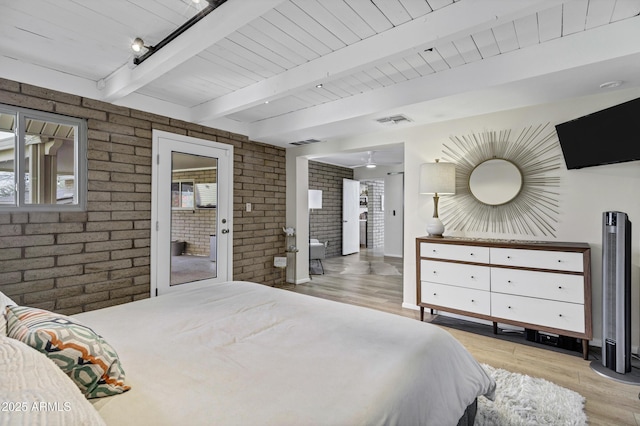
[2,281,495,425]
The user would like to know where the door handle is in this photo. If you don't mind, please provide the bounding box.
[221,229,229,234]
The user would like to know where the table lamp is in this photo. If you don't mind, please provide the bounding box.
[419,159,455,237]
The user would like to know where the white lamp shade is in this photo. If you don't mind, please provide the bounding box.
[419,161,456,195]
[309,189,323,209]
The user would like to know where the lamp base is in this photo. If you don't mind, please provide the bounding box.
[426,217,445,237]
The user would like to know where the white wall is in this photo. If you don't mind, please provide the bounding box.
[287,87,640,347]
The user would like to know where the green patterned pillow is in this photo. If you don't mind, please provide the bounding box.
[5,305,131,399]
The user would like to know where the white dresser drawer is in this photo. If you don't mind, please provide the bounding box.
[421,260,490,291]
[421,282,490,316]
[491,293,585,333]
[491,268,584,304]
[490,248,584,272]
[421,243,490,263]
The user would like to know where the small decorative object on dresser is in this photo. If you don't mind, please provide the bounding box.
[416,236,592,359]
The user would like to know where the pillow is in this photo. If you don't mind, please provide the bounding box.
[0,334,107,425]
[5,305,131,399]
[0,291,17,337]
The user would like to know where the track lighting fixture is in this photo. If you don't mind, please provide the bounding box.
[131,37,150,53]
[130,0,228,66]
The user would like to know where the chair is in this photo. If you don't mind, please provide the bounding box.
[309,238,327,275]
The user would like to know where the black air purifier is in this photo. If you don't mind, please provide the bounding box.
[601,211,632,374]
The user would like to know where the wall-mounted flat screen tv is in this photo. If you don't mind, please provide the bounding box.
[555,97,640,169]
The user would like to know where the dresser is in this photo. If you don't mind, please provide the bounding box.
[416,236,592,359]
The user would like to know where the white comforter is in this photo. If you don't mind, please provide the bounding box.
[74,281,495,426]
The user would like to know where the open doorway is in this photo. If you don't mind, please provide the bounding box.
[307,144,404,278]
[357,179,385,251]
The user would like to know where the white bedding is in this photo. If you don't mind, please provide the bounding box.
[73,281,495,425]
[0,335,107,426]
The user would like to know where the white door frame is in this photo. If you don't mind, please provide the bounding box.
[150,130,233,297]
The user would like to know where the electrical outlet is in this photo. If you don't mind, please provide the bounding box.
[246,203,252,212]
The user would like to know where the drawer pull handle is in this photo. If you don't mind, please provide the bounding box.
[470,275,475,279]
[470,253,474,256]
[433,293,437,296]
[471,299,475,302]
[508,306,512,309]
[558,286,563,289]
[507,280,512,283]
[559,314,563,317]
[433,271,437,274]
[507,256,511,259]
[558,259,562,263]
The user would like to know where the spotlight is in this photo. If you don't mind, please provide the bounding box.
[131,37,145,53]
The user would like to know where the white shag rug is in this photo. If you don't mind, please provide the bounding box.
[476,364,587,426]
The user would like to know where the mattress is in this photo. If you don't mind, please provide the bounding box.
[73,281,495,425]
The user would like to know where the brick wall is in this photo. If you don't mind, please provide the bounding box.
[171,169,217,256]
[0,78,286,315]
[308,161,353,258]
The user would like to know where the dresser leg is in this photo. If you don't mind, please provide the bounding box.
[582,340,589,360]
[420,307,424,321]
[492,322,498,334]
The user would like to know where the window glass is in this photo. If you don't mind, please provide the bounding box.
[24,119,77,205]
[181,182,194,208]
[171,182,180,208]
[171,181,194,209]
[0,105,86,211]
[0,112,16,205]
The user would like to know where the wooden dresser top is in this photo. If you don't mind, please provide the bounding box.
[416,236,590,252]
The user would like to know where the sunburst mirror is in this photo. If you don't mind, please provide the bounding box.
[439,123,562,237]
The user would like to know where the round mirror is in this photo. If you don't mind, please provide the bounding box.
[469,159,523,205]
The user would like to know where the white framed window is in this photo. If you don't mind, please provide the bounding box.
[171,180,194,209]
[0,104,87,211]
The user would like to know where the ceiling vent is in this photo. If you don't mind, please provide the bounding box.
[290,138,321,146]
[375,114,412,126]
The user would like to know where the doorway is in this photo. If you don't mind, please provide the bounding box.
[151,131,233,296]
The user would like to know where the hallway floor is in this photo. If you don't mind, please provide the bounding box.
[286,248,416,319]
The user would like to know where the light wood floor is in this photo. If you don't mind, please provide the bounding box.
[285,249,640,426]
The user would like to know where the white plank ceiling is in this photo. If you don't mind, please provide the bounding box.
[0,0,639,162]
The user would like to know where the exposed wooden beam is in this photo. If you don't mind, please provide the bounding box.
[190,0,558,123]
[99,0,286,102]
[245,15,640,143]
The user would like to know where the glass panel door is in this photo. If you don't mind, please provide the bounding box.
[170,152,218,286]
[152,131,232,296]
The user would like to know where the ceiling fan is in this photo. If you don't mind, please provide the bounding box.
[350,151,378,169]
